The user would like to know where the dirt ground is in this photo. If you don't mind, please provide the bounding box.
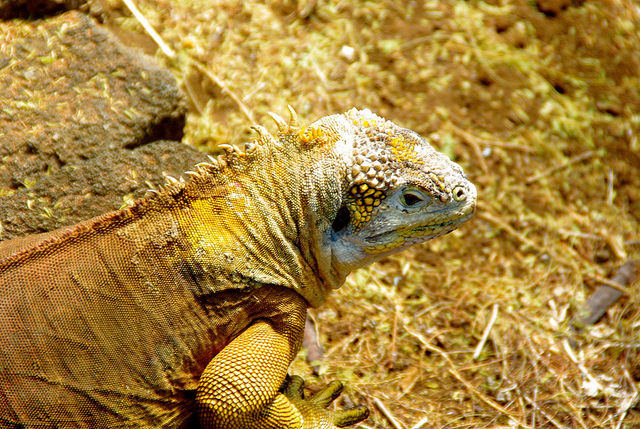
[105,0,639,427]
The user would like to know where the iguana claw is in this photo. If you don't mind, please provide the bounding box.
[283,375,370,428]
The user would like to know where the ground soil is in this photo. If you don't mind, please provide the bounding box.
[91,0,640,427]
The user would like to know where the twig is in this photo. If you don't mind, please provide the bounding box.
[383,304,400,368]
[477,210,540,252]
[191,60,256,124]
[183,66,205,114]
[615,369,640,429]
[558,229,640,249]
[409,416,430,429]
[571,260,638,331]
[586,274,634,296]
[531,387,537,429]
[477,140,536,152]
[600,227,628,260]
[473,303,499,360]
[445,122,535,153]
[373,397,405,429]
[303,313,323,374]
[614,389,638,429]
[121,0,176,58]
[562,339,604,391]
[523,395,570,429]
[477,207,586,277]
[558,229,603,241]
[525,151,595,184]
[122,0,255,123]
[400,36,433,51]
[444,122,488,174]
[406,328,529,427]
[607,169,614,206]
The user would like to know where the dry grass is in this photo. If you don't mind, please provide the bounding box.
[112,0,640,427]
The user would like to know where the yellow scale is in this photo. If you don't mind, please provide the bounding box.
[347,183,385,229]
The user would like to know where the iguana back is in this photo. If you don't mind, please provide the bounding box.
[0,108,476,428]
[0,209,219,425]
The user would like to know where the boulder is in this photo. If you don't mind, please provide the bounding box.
[0,11,207,240]
[0,0,88,20]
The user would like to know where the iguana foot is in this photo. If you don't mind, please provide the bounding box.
[283,375,369,428]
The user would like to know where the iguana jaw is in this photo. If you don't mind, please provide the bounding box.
[366,209,475,246]
[328,180,476,276]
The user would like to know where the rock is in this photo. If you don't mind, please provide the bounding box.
[0,141,208,240]
[0,11,207,240]
[0,0,89,20]
[535,0,573,16]
[0,11,186,187]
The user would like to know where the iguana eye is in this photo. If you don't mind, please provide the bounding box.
[400,189,429,208]
[402,193,422,206]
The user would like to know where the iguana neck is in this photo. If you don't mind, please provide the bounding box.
[124,133,343,308]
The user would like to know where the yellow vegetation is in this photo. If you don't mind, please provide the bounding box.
[115,0,640,426]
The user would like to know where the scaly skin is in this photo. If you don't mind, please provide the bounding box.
[0,108,476,428]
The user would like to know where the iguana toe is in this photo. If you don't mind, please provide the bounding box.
[287,376,370,428]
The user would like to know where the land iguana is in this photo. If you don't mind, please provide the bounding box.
[0,108,476,428]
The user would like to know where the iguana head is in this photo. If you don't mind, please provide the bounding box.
[298,108,477,285]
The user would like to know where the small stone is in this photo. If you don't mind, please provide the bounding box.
[340,45,356,62]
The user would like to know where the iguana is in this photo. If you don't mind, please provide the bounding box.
[0,107,476,428]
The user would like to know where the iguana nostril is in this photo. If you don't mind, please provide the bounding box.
[453,186,467,202]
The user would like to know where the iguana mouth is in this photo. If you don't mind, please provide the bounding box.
[410,211,474,233]
[365,211,474,243]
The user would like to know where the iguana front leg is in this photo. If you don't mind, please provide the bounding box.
[196,303,368,428]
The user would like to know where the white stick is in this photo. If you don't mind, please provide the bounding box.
[121,0,176,58]
[473,303,499,360]
[410,416,430,429]
[373,397,405,429]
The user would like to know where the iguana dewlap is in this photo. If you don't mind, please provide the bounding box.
[0,108,476,428]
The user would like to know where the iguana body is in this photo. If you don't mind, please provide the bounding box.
[0,108,476,428]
